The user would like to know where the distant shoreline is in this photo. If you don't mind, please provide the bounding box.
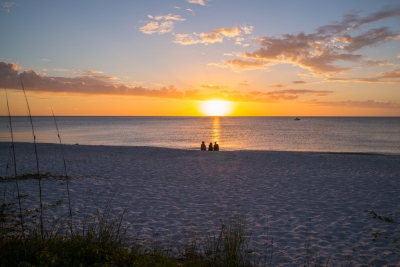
[1,141,399,156]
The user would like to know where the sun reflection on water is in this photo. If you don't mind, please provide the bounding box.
[212,117,220,143]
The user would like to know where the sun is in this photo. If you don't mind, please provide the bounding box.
[200,100,234,116]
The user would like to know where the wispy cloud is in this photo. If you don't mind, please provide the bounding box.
[257,89,334,101]
[214,6,400,76]
[363,58,396,67]
[326,69,400,83]
[139,14,185,34]
[270,84,286,88]
[174,25,252,45]
[200,84,227,90]
[209,59,269,71]
[186,0,207,6]
[53,68,70,72]
[333,27,399,52]
[1,2,15,12]
[304,99,400,109]
[153,14,185,21]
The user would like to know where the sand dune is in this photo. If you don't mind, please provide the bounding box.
[1,142,399,266]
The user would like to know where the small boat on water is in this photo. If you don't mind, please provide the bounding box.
[294,118,300,121]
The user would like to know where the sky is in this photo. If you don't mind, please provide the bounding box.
[1,0,400,116]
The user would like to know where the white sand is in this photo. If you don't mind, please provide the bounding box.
[1,142,399,266]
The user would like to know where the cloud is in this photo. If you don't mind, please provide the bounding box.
[76,70,103,75]
[187,0,206,6]
[293,81,307,84]
[174,25,253,45]
[316,7,400,35]
[173,34,199,45]
[326,69,400,83]
[270,84,286,88]
[240,33,362,75]
[363,58,396,67]
[214,5,400,76]
[139,22,159,34]
[0,62,337,104]
[243,89,333,102]
[0,62,186,98]
[0,62,21,75]
[53,68,70,72]
[334,27,399,52]
[154,14,185,21]
[209,59,269,71]
[1,62,394,109]
[241,26,254,35]
[139,21,175,35]
[1,2,15,12]
[200,26,241,42]
[304,99,400,109]
[139,14,184,34]
[200,84,227,90]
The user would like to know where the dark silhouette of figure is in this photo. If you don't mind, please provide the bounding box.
[214,142,219,151]
[201,141,207,150]
[208,142,213,151]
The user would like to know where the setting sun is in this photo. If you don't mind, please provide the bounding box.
[200,100,234,116]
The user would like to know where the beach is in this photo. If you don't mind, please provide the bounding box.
[1,142,399,266]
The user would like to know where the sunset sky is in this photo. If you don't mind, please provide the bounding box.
[1,0,399,116]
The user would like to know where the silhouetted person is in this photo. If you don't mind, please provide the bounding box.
[201,141,207,150]
[208,142,213,151]
[214,142,219,151]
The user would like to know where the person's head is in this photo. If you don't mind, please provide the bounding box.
[202,141,205,144]
[210,142,212,145]
[215,142,217,144]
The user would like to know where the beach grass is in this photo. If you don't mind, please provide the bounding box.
[0,208,255,267]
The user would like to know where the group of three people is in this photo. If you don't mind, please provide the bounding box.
[201,141,219,151]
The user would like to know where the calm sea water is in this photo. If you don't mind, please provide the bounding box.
[0,116,399,154]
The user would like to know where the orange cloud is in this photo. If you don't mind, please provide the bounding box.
[139,14,185,34]
[214,6,400,76]
[2,62,393,108]
[186,0,206,6]
[304,99,400,109]
[270,84,286,88]
[210,59,268,71]
[200,84,227,90]
[326,69,400,83]
[174,25,252,45]
[293,81,307,84]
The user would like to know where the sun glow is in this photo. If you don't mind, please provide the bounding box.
[200,100,234,116]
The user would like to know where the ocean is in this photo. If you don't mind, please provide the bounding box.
[1,116,399,154]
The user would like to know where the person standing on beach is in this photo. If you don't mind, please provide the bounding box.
[214,142,219,151]
[201,141,207,150]
[208,142,213,151]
